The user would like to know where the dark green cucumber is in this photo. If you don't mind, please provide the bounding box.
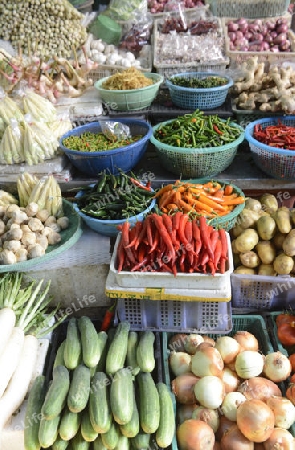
[95,331,109,372]
[67,364,91,413]
[120,387,139,438]
[136,372,160,434]
[81,409,98,442]
[126,331,140,375]
[38,414,60,448]
[24,375,46,450]
[131,427,150,450]
[78,316,101,368]
[53,340,66,369]
[93,435,108,450]
[59,406,81,441]
[110,367,133,425]
[89,371,112,433]
[136,331,155,373]
[101,420,120,449]
[64,318,82,370]
[41,365,70,420]
[155,382,175,448]
[105,322,130,375]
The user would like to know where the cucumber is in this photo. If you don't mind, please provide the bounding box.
[78,316,101,368]
[120,387,139,438]
[24,375,46,450]
[41,365,70,420]
[110,367,133,425]
[52,437,69,450]
[81,409,99,442]
[38,414,60,448]
[71,430,90,450]
[155,382,175,448]
[114,435,130,450]
[93,435,108,450]
[96,331,109,372]
[136,331,155,373]
[67,364,91,413]
[136,372,160,434]
[53,340,66,369]
[105,322,130,375]
[64,318,82,370]
[59,406,81,441]
[131,427,150,450]
[89,371,112,433]
[126,331,140,375]
[101,420,120,449]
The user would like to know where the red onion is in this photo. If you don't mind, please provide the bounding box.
[276,23,289,34]
[228,32,236,41]
[270,45,280,52]
[228,21,239,32]
[239,23,248,33]
[236,17,248,25]
[280,40,291,51]
[273,32,287,45]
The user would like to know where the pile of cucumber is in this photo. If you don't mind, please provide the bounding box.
[24,318,175,450]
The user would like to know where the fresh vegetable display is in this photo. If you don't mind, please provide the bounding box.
[116,212,229,275]
[169,75,228,88]
[147,0,204,14]
[75,171,154,220]
[167,330,295,449]
[24,320,175,449]
[231,193,295,276]
[153,110,243,148]
[0,272,66,435]
[253,120,295,150]
[62,130,142,152]
[154,180,245,217]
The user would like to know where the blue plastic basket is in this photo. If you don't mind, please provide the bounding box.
[166,72,233,110]
[245,116,295,180]
[59,119,152,176]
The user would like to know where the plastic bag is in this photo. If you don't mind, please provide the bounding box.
[99,120,131,141]
[102,0,147,21]
[119,15,153,54]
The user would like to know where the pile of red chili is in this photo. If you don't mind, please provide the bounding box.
[116,212,228,275]
[253,120,295,150]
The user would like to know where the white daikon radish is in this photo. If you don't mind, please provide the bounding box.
[0,307,16,357]
[0,326,25,398]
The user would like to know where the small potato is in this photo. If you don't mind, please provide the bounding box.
[259,193,278,214]
[282,229,295,257]
[256,241,276,265]
[258,264,277,276]
[239,251,261,268]
[233,265,256,275]
[235,229,259,253]
[231,224,244,238]
[256,215,276,241]
[245,198,262,213]
[272,232,286,250]
[273,253,294,275]
[237,208,260,230]
[273,207,292,234]
[231,239,240,254]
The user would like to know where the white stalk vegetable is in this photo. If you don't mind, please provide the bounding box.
[0,308,16,357]
[0,326,25,397]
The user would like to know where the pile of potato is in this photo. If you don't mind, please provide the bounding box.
[231,194,295,276]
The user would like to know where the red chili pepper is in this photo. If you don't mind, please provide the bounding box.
[213,124,223,135]
[148,227,160,254]
[192,220,202,255]
[130,177,152,191]
[199,216,214,261]
[117,237,126,272]
[125,221,142,249]
[218,228,228,260]
[100,301,117,331]
[131,256,150,271]
[146,215,154,248]
[152,213,176,262]
[177,213,189,247]
[172,211,182,230]
[214,238,222,271]
[134,217,148,250]
[210,229,219,254]
[121,221,137,265]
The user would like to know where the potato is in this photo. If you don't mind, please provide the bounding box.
[273,253,294,275]
[290,208,295,226]
[231,239,240,254]
[255,241,276,265]
[233,265,256,275]
[240,251,261,268]
[272,231,286,250]
[273,207,292,234]
[256,215,276,241]
[231,224,245,238]
[245,198,262,213]
[237,208,260,230]
[258,264,277,276]
[282,229,295,257]
[259,193,278,214]
[235,229,259,253]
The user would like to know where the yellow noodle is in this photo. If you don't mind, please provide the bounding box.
[102,67,153,90]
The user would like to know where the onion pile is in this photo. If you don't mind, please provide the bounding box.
[226,17,291,53]
[168,332,295,449]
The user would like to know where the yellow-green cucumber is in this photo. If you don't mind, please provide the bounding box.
[131,427,150,450]
[155,382,175,448]
[53,340,66,369]
[71,429,91,450]
[38,414,60,449]
[101,420,120,449]
[59,406,81,441]
[78,316,101,368]
[136,372,160,433]
[114,435,130,450]
[67,364,91,413]
[136,331,155,373]
[110,367,133,425]
[41,365,70,420]
[64,318,82,370]
[126,331,140,375]
[81,409,99,442]
[52,437,69,450]
[106,322,130,375]
[93,435,108,450]
[89,371,112,433]
[95,330,109,372]
[120,387,139,438]
[24,375,46,450]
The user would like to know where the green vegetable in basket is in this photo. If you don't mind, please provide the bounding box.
[169,76,228,89]
[62,131,142,152]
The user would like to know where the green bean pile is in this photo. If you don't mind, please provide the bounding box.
[62,131,142,152]
[154,110,242,148]
[170,76,228,89]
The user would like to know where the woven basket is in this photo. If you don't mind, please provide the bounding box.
[166,72,233,110]
[150,119,245,179]
[245,116,295,180]
[206,0,290,18]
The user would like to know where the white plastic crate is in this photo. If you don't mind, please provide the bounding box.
[114,298,232,332]
[205,0,290,18]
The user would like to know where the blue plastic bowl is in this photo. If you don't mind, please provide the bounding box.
[59,119,152,177]
[73,187,156,237]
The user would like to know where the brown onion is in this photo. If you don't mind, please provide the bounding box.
[215,416,236,442]
[213,443,222,450]
[266,396,295,429]
[169,334,189,352]
[194,376,225,409]
[263,427,294,450]
[191,346,224,378]
[169,351,192,377]
[233,331,258,352]
[184,334,204,355]
[177,403,199,424]
[215,336,241,364]
[222,367,240,393]
[177,419,215,450]
[202,335,216,346]
[236,399,275,443]
[171,372,199,404]
[192,406,220,433]
[238,376,282,402]
[221,425,254,450]
[263,351,292,382]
